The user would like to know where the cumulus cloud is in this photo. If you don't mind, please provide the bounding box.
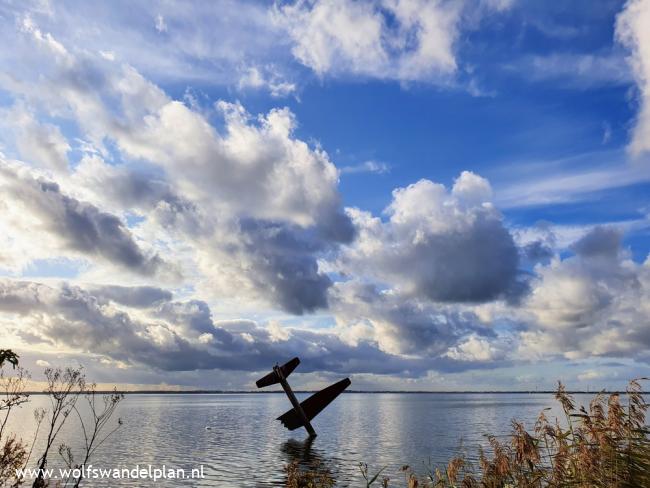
[70,156,180,212]
[185,216,350,315]
[273,0,517,84]
[0,161,173,277]
[119,99,348,233]
[522,240,554,263]
[0,277,524,382]
[330,280,506,359]
[3,25,349,234]
[0,103,70,172]
[2,7,648,390]
[0,279,242,371]
[616,0,650,155]
[63,154,208,244]
[236,220,333,314]
[445,333,506,362]
[274,0,462,82]
[521,226,650,361]
[0,19,355,313]
[0,279,460,376]
[339,172,524,303]
[570,226,623,258]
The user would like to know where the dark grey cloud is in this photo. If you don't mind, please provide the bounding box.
[571,226,622,258]
[0,279,510,377]
[79,165,204,231]
[315,208,356,244]
[522,239,554,262]
[343,177,527,306]
[90,285,172,308]
[36,181,166,274]
[99,171,179,209]
[238,219,333,314]
[0,279,256,371]
[153,299,238,347]
[0,164,174,276]
[331,280,500,358]
[389,217,523,303]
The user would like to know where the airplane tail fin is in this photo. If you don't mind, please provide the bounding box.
[255,357,300,388]
[277,378,351,430]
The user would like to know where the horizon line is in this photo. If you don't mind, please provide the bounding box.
[21,389,640,395]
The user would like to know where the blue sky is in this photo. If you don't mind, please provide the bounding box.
[0,0,649,391]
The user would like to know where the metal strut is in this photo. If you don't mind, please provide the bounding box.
[273,364,317,437]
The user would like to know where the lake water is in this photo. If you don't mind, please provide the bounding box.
[7,392,594,486]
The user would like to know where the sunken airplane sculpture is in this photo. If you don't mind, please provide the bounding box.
[256,357,351,437]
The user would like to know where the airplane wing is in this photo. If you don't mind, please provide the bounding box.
[277,378,351,430]
[256,357,300,388]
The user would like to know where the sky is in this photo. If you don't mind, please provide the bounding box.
[1,0,649,391]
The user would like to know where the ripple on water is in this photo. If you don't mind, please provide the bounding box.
[5,393,587,487]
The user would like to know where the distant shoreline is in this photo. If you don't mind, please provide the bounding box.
[22,389,635,395]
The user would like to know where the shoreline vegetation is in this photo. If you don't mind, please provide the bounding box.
[2,349,649,487]
[289,379,650,487]
[1,349,124,487]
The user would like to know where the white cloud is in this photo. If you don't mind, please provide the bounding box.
[237,65,296,97]
[445,334,504,361]
[494,150,650,208]
[577,370,605,382]
[516,52,631,88]
[616,0,650,155]
[480,0,515,11]
[339,171,524,303]
[3,24,339,231]
[1,7,649,389]
[0,20,356,313]
[520,227,650,360]
[0,160,178,279]
[0,278,462,378]
[1,1,287,85]
[340,160,391,175]
[154,14,167,33]
[125,99,344,230]
[330,280,497,359]
[274,0,461,82]
[0,103,70,173]
[0,0,515,99]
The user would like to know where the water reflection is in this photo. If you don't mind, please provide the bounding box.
[277,437,338,486]
[3,393,595,487]
[281,437,317,466]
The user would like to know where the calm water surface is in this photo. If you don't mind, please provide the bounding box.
[8,392,593,486]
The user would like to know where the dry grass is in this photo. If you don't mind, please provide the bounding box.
[286,460,335,487]
[287,379,650,487]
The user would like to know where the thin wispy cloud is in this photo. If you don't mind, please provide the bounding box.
[340,160,391,175]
